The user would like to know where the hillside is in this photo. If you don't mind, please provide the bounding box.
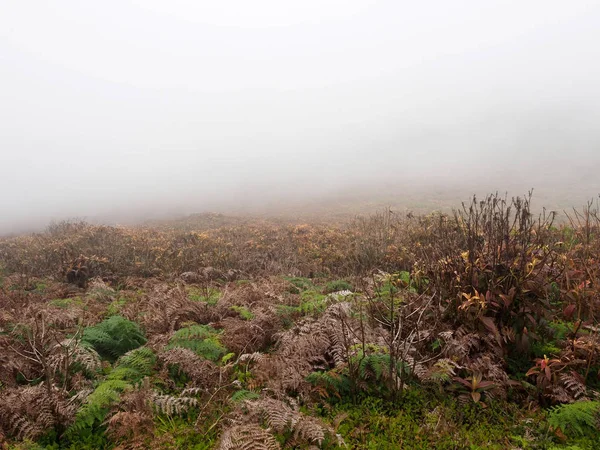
[0,192,599,449]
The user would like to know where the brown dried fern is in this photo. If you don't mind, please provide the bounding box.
[218,424,281,450]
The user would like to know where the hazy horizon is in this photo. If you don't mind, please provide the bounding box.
[2,1,600,234]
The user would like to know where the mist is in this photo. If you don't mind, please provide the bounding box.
[1,1,600,234]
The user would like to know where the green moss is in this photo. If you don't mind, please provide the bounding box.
[325,394,544,450]
[531,341,562,359]
[154,414,219,449]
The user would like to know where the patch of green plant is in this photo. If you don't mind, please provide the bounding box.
[376,279,399,297]
[154,414,219,450]
[63,347,156,445]
[330,396,430,449]
[324,279,353,293]
[166,324,227,362]
[82,315,146,362]
[8,438,56,450]
[284,276,314,294]
[230,389,260,403]
[49,297,85,309]
[325,393,540,450]
[168,324,217,341]
[186,286,220,305]
[299,290,328,315]
[548,321,576,342]
[104,297,129,316]
[113,347,156,380]
[307,369,352,401]
[376,271,422,297]
[547,401,600,440]
[275,304,300,328]
[59,433,109,450]
[221,352,235,364]
[307,345,420,402]
[548,444,597,450]
[64,378,130,442]
[531,341,562,359]
[507,351,537,379]
[230,305,254,320]
[275,290,329,320]
[32,281,47,294]
[548,282,561,305]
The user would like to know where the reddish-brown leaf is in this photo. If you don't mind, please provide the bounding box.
[563,304,576,320]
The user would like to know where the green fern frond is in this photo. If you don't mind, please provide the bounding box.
[230,389,260,403]
[116,347,156,378]
[547,401,600,438]
[64,379,130,439]
[193,338,227,362]
[81,328,112,350]
[82,315,146,362]
[306,371,351,398]
[106,367,144,383]
[64,346,154,440]
[230,305,254,320]
[357,354,391,381]
[166,325,227,362]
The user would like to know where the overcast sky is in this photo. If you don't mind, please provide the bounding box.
[1,1,599,232]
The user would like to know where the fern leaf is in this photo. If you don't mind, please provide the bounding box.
[152,394,198,416]
[230,389,261,403]
[218,424,281,450]
[548,400,600,438]
[82,316,146,362]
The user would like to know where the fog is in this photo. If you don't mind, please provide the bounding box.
[1,1,600,234]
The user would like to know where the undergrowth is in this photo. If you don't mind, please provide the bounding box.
[1,192,599,449]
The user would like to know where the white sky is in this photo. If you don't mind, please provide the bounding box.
[1,1,599,231]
